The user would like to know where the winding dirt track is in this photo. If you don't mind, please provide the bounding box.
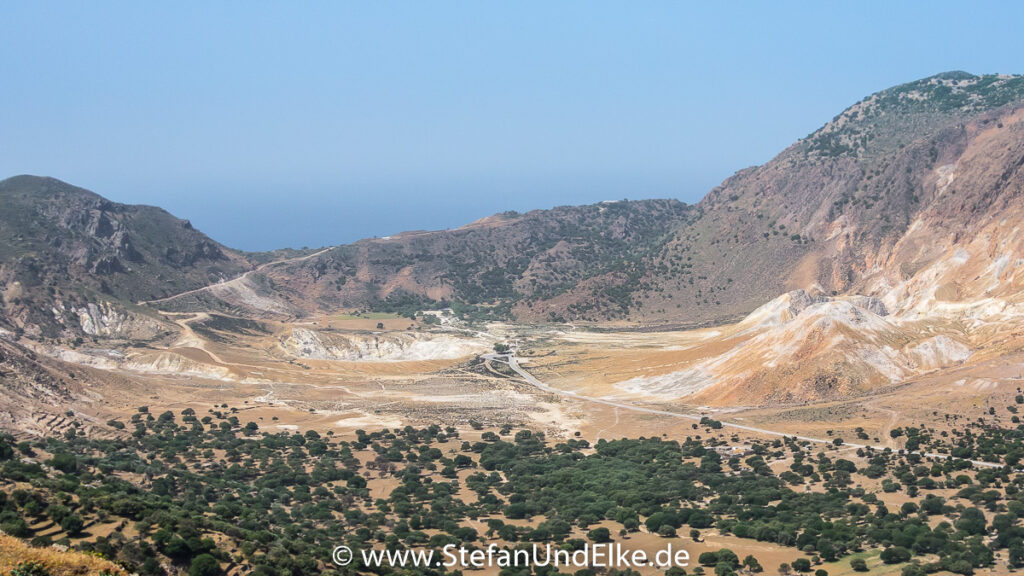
[139,247,333,306]
[484,352,1003,469]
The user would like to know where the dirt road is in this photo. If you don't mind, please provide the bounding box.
[484,352,1003,468]
[140,247,333,306]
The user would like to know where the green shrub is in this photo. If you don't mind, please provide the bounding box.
[189,554,222,576]
[10,562,51,576]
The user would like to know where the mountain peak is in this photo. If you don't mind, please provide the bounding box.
[929,70,977,81]
[0,176,253,338]
[0,174,97,196]
[802,72,1024,158]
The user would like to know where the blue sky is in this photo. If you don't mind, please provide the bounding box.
[2,2,1023,250]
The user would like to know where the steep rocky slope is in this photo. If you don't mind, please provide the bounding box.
[3,72,1023,334]
[165,72,1024,327]
[0,332,104,437]
[171,199,690,322]
[606,73,1024,404]
[631,72,1024,325]
[614,289,980,406]
[0,175,253,340]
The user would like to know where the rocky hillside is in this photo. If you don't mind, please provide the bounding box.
[184,71,1024,326]
[0,175,253,340]
[4,72,1023,331]
[0,332,112,438]
[626,72,1024,325]
[158,199,691,322]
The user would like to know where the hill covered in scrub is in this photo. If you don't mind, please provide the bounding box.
[202,71,1024,326]
[627,72,1024,325]
[0,176,256,340]
[209,199,692,323]
[4,415,1024,575]
[3,71,1024,337]
[4,70,1024,576]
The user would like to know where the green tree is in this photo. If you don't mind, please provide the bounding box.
[791,558,811,572]
[698,552,719,566]
[60,513,85,536]
[900,565,925,576]
[880,547,911,564]
[954,507,987,535]
[189,554,222,576]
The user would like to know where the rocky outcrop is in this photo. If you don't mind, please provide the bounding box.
[616,291,973,405]
[279,328,487,362]
[72,302,163,339]
[35,298,165,341]
[0,175,253,339]
[75,303,126,336]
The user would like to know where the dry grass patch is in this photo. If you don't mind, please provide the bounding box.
[0,533,124,576]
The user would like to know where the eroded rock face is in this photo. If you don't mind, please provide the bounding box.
[849,296,889,317]
[0,175,251,338]
[903,335,971,371]
[0,338,82,436]
[75,303,126,336]
[279,328,486,362]
[69,301,163,340]
[787,290,832,317]
[615,290,974,406]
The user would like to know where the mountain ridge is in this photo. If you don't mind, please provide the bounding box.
[0,175,254,339]
[2,71,1023,339]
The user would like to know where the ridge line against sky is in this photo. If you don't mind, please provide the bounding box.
[2,1,1023,250]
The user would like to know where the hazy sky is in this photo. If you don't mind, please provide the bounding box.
[2,2,1023,251]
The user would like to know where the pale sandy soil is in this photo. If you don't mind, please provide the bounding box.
[15,288,1024,465]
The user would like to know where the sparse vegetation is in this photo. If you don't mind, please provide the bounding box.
[3,410,1024,575]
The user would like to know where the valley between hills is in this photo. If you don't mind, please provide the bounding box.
[3,71,1024,576]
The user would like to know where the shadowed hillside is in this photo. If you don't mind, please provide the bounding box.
[0,176,254,340]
